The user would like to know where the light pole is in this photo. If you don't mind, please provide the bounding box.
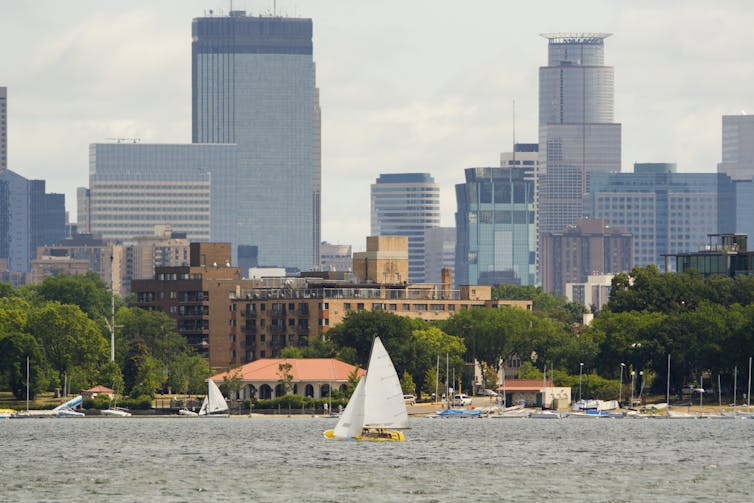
[579,362,584,402]
[619,363,625,406]
[630,370,636,405]
[638,371,644,403]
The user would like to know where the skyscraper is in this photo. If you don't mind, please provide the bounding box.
[371,173,440,283]
[0,87,6,172]
[86,143,236,243]
[719,114,754,181]
[192,11,319,271]
[586,163,735,271]
[455,152,536,287]
[538,33,621,280]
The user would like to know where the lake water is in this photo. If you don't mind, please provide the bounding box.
[2,415,753,502]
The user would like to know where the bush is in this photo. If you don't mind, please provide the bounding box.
[250,395,347,410]
[83,394,112,410]
[120,395,153,410]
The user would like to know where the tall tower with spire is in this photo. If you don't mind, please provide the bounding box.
[537,33,621,283]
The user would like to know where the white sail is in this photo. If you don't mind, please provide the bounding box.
[199,379,229,415]
[331,376,366,439]
[363,337,409,429]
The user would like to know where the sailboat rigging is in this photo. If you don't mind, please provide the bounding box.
[324,337,407,441]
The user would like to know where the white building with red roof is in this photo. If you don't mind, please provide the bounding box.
[210,358,365,401]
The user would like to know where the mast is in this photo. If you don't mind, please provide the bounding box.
[733,366,737,412]
[746,356,751,409]
[26,355,29,414]
[445,353,450,409]
[666,354,671,406]
[435,354,439,406]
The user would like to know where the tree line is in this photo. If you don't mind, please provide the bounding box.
[0,273,209,401]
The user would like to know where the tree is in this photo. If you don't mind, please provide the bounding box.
[27,302,109,389]
[400,370,416,395]
[29,272,111,321]
[0,332,49,400]
[167,355,210,394]
[277,363,293,396]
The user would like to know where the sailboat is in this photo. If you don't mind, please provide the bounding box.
[52,395,85,418]
[101,387,132,417]
[324,337,407,441]
[198,379,229,417]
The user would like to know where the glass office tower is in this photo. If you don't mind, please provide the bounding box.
[192,11,318,271]
[538,33,621,281]
[371,173,440,283]
[455,162,535,287]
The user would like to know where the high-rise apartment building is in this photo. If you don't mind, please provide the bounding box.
[538,33,622,281]
[370,173,440,283]
[586,163,735,271]
[0,87,6,172]
[455,148,536,287]
[719,114,754,181]
[86,143,236,243]
[541,218,633,295]
[192,11,319,271]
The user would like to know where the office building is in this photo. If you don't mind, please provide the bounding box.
[424,227,456,285]
[538,33,622,280]
[30,180,65,253]
[455,154,536,287]
[86,142,236,243]
[541,218,633,295]
[370,173,440,283]
[586,163,735,270]
[670,233,754,277]
[0,170,65,275]
[192,11,319,271]
[320,241,352,272]
[719,114,754,181]
[34,234,126,295]
[1,87,6,172]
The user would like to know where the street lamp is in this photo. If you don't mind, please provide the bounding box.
[579,362,584,402]
[630,370,636,405]
[638,371,644,403]
[619,363,625,406]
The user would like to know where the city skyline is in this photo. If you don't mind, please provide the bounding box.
[2,1,754,252]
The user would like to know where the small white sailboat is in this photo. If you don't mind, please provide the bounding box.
[198,379,229,417]
[101,386,131,417]
[52,395,85,418]
[324,337,407,441]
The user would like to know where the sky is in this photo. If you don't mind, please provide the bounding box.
[2,0,754,252]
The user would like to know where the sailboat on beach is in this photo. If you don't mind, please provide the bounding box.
[199,379,229,416]
[324,337,407,441]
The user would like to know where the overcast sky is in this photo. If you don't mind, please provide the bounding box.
[2,0,753,251]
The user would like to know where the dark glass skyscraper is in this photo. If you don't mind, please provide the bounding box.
[538,33,621,281]
[192,11,319,271]
[455,158,535,287]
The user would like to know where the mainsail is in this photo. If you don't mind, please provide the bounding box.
[363,337,410,429]
[199,379,229,415]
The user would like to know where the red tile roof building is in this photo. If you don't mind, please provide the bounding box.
[210,358,364,401]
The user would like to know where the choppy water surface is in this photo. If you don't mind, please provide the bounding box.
[1,416,753,502]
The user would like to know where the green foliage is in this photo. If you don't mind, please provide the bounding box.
[167,355,210,394]
[252,395,348,410]
[29,272,111,321]
[0,332,49,400]
[421,366,439,398]
[27,302,109,389]
[400,370,416,395]
[493,284,586,323]
[279,338,336,358]
[118,395,153,410]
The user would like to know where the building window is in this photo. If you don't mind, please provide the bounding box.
[389,304,397,311]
